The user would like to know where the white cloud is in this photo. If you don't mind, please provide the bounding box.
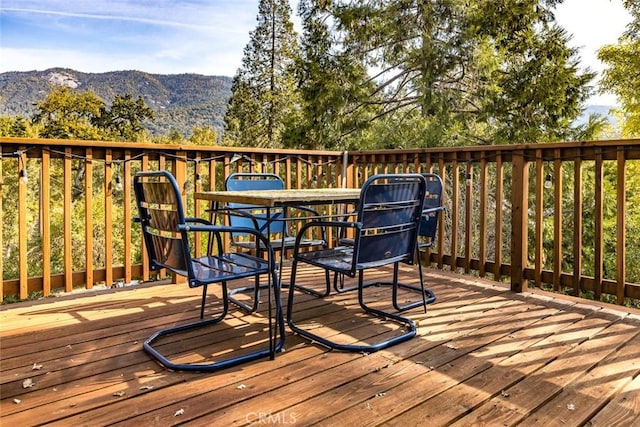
[0,45,242,76]
[0,0,258,75]
[1,0,255,28]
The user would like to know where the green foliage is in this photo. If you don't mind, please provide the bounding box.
[225,0,604,149]
[31,86,105,140]
[188,126,218,145]
[20,86,155,142]
[223,0,300,148]
[282,0,376,150]
[315,0,595,147]
[598,39,640,137]
[0,115,40,137]
[93,94,155,141]
[0,69,232,138]
[593,0,638,138]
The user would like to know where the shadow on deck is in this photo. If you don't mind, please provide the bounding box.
[2,266,640,426]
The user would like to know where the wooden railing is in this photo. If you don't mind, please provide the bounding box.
[2,137,639,305]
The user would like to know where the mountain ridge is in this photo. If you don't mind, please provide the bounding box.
[0,68,616,138]
[0,68,232,136]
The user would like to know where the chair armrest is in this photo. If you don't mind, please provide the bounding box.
[287,204,321,217]
[422,206,445,215]
[209,206,262,229]
[294,220,361,249]
[185,217,213,226]
[179,224,276,264]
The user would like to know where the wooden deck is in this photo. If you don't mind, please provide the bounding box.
[2,266,640,426]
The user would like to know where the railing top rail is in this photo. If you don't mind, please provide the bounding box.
[0,137,343,157]
[348,138,640,155]
[3,137,639,157]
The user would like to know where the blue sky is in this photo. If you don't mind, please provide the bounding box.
[0,0,632,104]
[0,0,261,76]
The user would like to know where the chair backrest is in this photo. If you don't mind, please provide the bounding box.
[224,173,286,235]
[419,173,445,247]
[133,170,191,277]
[225,172,285,192]
[354,174,427,268]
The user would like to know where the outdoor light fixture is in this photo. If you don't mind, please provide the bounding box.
[19,169,28,185]
[195,172,202,186]
[544,172,553,189]
[229,153,242,164]
[114,175,123,191]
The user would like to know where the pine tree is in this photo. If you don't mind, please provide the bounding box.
[283,0,375,150]
[224,0,299,148]
[324,0,595,146]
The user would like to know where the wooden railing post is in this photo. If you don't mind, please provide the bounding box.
[64,147,73,293]
[173,151,187,285]
[42,148,51,296]
[510,150,530,292]
[85,148,94,290]
[18,147,28,299]
[616,148,626,304]
[0,149,3,302]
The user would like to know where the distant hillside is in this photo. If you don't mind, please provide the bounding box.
[0,68,232,136]
[1,68,618,138]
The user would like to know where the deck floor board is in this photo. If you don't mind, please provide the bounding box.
[2,267,639,426]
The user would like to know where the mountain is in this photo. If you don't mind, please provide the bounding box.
[1,68,619,138]
[0,68,232,136]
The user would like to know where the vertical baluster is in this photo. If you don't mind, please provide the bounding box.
[105,150,113,288]
[123,150,132,284]
[494,152,503,281]
[534,150,544,288]
[594,147,604,300]
[616,148,626,304]
[479,155,488,277]
[573,155,583,296]
[18,147,28,299]
[85,148,93,289]
[553,150,563,291]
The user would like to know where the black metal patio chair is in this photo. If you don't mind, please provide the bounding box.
[220,172,328,312]
[333,173,444,311]
[286,173,429,352]
[133,170,284,372]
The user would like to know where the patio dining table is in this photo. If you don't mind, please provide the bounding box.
[195,187,362,209]
[194,187,362,243]
[195,187,362,299]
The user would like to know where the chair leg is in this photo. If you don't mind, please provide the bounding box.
[228,275,263,313]
[389,261,436,312]
[287,263,417,353]
[292,269,331,297]
[228,246,277,313]
[200,284,208,319]
[329,262,436,311]
[144,278,286,372]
